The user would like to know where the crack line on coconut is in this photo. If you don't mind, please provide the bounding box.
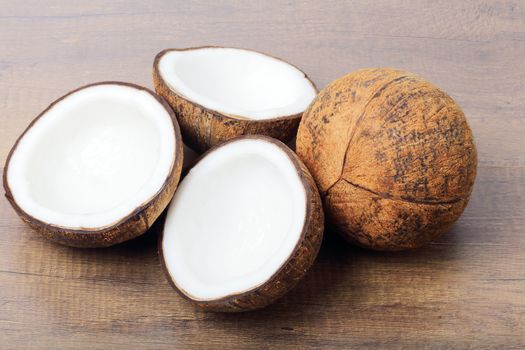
[323,74,413,196]
[332,178,465,206]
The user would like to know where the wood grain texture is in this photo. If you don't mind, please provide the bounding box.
[0,0,524,349]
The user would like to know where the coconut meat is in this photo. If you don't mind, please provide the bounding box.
[162,138,307,300]
[6,84,176,229]
[158,47,317,120]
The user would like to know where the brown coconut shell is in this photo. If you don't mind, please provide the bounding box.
[296,68,477,251]
[3,82,184,248]
[159,135,324,312]
[152,47,318,153]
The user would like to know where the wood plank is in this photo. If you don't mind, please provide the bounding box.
[1,0,524,348]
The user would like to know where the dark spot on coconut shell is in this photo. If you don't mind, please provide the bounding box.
[296,68,477,251]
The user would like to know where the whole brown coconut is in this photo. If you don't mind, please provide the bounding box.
[296,68,477,251]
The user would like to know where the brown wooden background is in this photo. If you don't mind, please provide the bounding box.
[1,1,524,349]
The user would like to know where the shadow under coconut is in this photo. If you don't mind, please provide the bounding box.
[329,225,463,275]
[7,212,170,330]
[111,212,166,253]
[77,212,166,259]
[200,225,463,331]
[201,232,361,319]
[21,204,463,330]
[22,211,167,284]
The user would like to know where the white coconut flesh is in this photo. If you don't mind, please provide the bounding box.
[6,84,176,229]
[158,47,317,120]
[162,138,307,300]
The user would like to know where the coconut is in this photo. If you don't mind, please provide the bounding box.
[153,46,317,153]
[296,68,477,251]
[160,136,324,311]
[3,82,183,248]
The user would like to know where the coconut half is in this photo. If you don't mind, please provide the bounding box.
[153,47,318,152]
[160,136,324,311]
[3,82,183,247]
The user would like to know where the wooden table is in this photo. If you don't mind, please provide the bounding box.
[1,1,524,348]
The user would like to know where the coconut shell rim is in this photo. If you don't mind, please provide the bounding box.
[3,81,184,243]
[153,46,319,123]
[158,134,323,311]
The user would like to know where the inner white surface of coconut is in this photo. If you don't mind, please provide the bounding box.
[162,139,307,300]
[158,47,317,120]
[7,84,176,229]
